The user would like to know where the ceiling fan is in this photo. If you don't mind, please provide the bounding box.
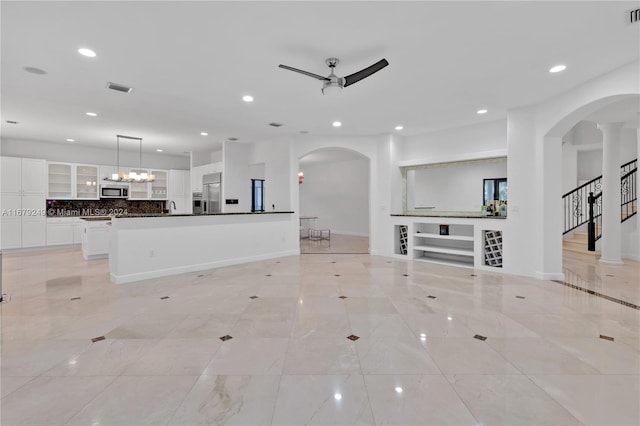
[279,58,389,95]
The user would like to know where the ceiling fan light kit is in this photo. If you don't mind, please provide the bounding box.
[279,57,389,95]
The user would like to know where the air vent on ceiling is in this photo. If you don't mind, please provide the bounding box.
[107,82,133,93]
[227,137,239,141]
[23,66,47,75]
[5,120,19,124]
[269,122,284,127]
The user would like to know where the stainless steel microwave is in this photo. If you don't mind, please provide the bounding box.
[100,185,129,199]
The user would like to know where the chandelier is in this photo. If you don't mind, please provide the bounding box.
[104,134,155,183]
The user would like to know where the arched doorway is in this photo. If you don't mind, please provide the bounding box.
[298,148,370,254]
[542,94,639,272]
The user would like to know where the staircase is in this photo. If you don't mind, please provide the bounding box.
[563,230,600,256]
[562,159,637,253]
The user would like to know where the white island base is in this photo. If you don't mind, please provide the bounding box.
[109,212,298,284]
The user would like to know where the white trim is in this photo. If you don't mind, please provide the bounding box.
[398,149,507,168]
[535,271,566,281]
[331,230,369,237]
[111,249,300,284]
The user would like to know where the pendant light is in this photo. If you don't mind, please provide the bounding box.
[105,134,155,182]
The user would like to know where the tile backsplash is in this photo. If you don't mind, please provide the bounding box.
[46,199,165,217]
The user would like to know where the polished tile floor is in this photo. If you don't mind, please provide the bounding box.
[1,246,639,425]
[300,233,369,254]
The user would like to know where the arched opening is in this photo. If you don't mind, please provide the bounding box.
[297,147,371,254]
[543,94,639,272]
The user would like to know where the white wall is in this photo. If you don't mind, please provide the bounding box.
[409,159,507,212]
[299,158,369,236]
[248,138,293,212]
[222,142,250,212]
[192,149,222,167]
[1,138,189,170]
[401,119,507,165]
[577,151,602,182]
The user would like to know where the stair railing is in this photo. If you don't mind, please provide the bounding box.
[585,159,637,251]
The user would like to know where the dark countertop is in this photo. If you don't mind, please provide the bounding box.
[391,213,507,219]
[80,216,112,221]
[114,211,295,218]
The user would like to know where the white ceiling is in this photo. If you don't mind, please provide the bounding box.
[1,1,638,156]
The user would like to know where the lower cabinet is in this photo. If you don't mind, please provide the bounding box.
[82,220,110,260]
[46,218,82,246]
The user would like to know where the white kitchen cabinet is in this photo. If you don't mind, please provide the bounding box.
[82,220,110,260]
[46,218,75,246]
[46,218,83,246]
[1,157,22,193]
[0,157,47,249]
[47,162,73,199]
[75,164,99,199]
[48,162,101,199]
[169,169,191,213]
[128,169,149,199]
[150,170,168,199]
[73,219,83,243]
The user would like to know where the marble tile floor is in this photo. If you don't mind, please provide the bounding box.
[0,246,639,425]
[300,233,369,254]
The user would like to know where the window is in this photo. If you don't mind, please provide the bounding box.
[251,179,265,212]
[483,178,507,205]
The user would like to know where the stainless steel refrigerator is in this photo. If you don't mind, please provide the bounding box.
[202,172,221,214]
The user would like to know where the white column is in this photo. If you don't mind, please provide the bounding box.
[598,122,624,264]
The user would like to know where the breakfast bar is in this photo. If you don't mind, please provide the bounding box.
[109,212,298,284]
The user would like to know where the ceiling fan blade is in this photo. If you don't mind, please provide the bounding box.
[278,64,330,81]
[342,58,389,87]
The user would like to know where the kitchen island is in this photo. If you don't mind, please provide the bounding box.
[109,211,297,284]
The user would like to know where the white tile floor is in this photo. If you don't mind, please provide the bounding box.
[1,245,639,425]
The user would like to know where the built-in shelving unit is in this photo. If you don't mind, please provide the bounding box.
[413,222,474,267]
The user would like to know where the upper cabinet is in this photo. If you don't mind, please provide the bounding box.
[75,164,99,199]
[128,169,149,200]
[47,162,73,199]
[150,170,168,199]
[47,162,99,199]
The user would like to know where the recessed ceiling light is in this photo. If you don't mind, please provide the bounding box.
[395,125,404,131]
[227,137,239,141]
[300,130,309,134]
[242,95,254,102]
[395,387,403,394]
[23,66,47,75]
[66,138,75,142]
[477,109,488,114]
[156,149,163,152]
[200,132,208,136]
[332,121,342,127]
[86,112,97,117]
[334,393,342,401]
[78,48,96,58]
[549,65,566,73]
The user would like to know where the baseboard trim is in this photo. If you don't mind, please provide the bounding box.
[111,249,300,284]
[535,271,566,281]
